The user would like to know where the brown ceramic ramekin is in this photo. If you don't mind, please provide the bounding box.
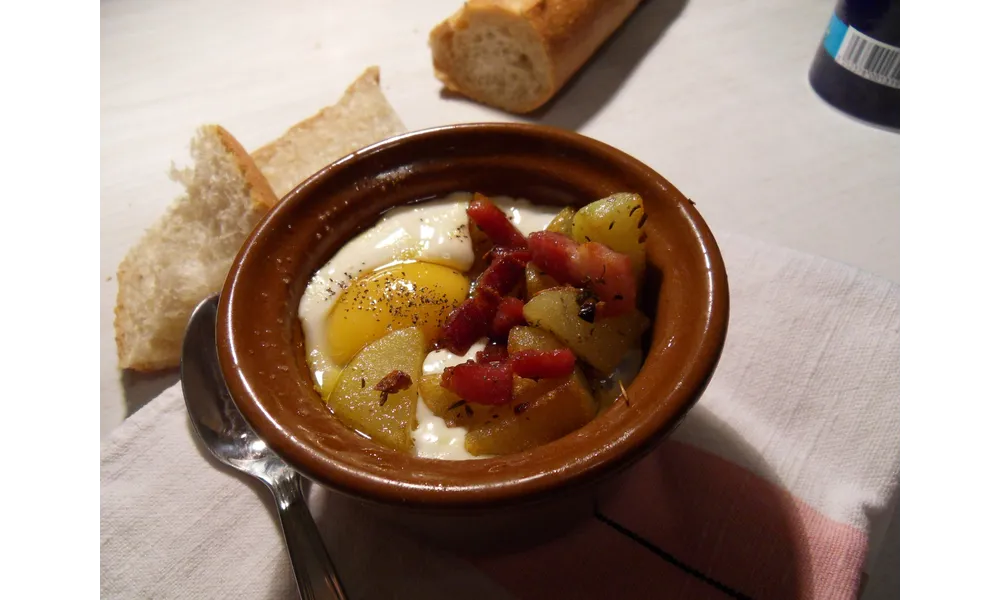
[217,123,728,510]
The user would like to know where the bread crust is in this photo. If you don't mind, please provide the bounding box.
[214,125,280,211]
[430,0,642,113]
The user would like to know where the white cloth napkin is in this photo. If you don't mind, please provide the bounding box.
[101,232,899,600]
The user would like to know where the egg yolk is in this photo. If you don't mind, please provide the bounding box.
[326,262,470,365]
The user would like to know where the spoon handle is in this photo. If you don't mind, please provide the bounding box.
[272,475,348,600]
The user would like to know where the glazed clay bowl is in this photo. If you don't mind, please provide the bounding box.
[217,123,728,524]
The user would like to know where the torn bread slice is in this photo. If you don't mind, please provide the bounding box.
[114,126,278,371]
[253,66,407,198]
[115,67,407,372]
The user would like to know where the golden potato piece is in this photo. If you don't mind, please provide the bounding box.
[418,373,463,420]
[329,327,425,452]
[306,348,343,401]
[522,287,649,374]
[508,325,564,353]
[465,370,596,456]
[571,193,646,278]
[525,263,560,298]
[464,325,597,456]
[545,206,576,236]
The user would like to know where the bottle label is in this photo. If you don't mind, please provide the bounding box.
[823,13,899,89]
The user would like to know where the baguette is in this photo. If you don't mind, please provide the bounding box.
[115,67,407,371]
[429,0,642,114]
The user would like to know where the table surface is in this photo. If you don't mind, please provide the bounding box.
[100,0,899,596]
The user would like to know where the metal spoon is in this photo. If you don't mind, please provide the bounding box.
[181,294,348,600]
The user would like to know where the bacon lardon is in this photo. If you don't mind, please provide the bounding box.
[441,348,578,405]
[509,349,577,379]
[467,192,529,249]
[475,342,509,364]
[439,291,499,355]
[439,245,530,354]
[441,360,514,405]
[526,231,637,318]
[491,297,526,340]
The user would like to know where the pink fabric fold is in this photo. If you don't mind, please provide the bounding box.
[476,441,866,599]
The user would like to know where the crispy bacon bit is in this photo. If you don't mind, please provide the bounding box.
[491,297,525,340]
[527,231,637,318]
[373,370,413,406]
[478,248,531,294]
[524,231,577,282]
[509,349,577,379]
[440,292,499,354]
[441,360,514,405]
[440,249,530,354]
[467,193,528,249]
[476,342,509,364]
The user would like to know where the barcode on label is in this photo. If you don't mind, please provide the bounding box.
[834,27,899,88]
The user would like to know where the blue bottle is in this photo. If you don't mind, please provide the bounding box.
[809,0,899,129]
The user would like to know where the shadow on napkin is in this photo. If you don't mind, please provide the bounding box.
[306,486,517,600]
[122,368,179,417]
